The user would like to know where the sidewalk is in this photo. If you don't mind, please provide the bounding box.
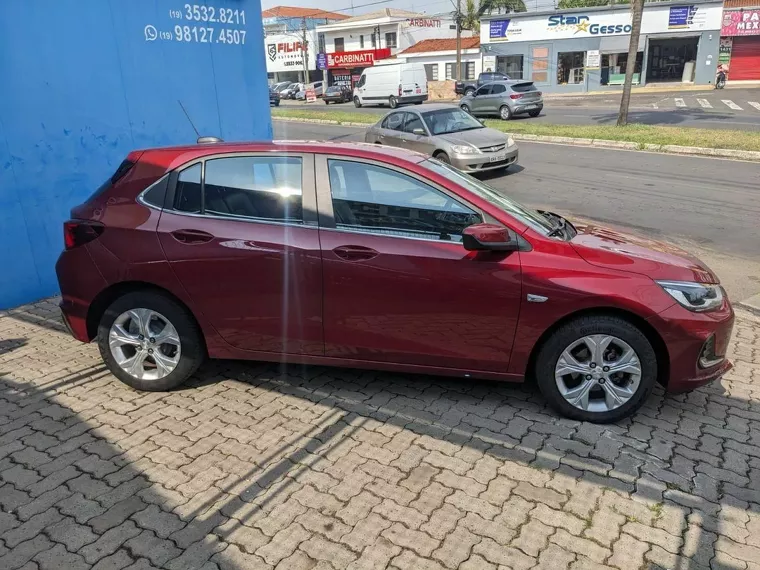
[1,298,759,569]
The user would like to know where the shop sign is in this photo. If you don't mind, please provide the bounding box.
[668,6,705,30]
[326,48,391,68]
[317,53,327,70]
[718,37,732,75]
[722,9,760,36]
[265,32,316,72]
[586,50,600,69]
[305,87,317,102]
[405,18,441,28]
[547,14,633,35]
[483,54,497,72]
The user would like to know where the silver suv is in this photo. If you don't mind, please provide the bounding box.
[459,81,543,120]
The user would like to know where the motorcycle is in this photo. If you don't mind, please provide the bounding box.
[715,69,726,89]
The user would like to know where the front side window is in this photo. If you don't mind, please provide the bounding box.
[381,112,405,130]
[422,159,555,235]
[327,159,481,242]
[403,113,425,134]
[357,74,366,88]
[475,84,492,96]
[175,164,202,213]
[203,157,303,222]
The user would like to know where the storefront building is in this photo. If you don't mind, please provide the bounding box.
[720,7,760,80]
[316,8,463,88]
[396,37,482,82]
[480,0,723,93]
[263,6,347,83]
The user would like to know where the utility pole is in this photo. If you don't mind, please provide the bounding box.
[455,0,462,80]
[301,17,310,84]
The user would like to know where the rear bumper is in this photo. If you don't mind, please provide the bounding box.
[400,94,428,104]
[55,246,107,343]
[451,147,519,172]
[648,300,735,393]
[512,101,544,115]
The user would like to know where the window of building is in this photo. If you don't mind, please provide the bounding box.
[424,63,438,81]
[327,160,481,242]
[601,52,644,85]
[334,37,344,52]
[359,35,364,49]
[557,51,586,85]
[445,63,454,80]
[174,164,202,213]
[372,33,377,48]
[318,33,325,53]
[203,157,303,222]
[385,32,397,48]
[446,62,475,80]
[496,55,523,79]
[531,46,549,83]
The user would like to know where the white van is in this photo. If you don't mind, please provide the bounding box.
[353,63,428,109]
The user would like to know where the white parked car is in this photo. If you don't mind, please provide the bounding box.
[353,63,428,109]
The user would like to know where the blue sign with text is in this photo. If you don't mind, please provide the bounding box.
[669,5,697,29]
[489,19,510,39]
[317,53,327,70]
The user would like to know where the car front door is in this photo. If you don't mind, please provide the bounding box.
[157,153,323,355]
[470,84,492,115]
[315,156,522,373]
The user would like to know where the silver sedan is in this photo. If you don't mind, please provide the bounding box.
[364,104,518,173]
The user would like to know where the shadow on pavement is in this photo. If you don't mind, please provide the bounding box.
[0,304,758,569]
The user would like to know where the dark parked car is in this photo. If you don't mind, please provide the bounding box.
[56,140,733,423]
[324,85,352,104]
[268,88,280,107]
[455,72,511,96]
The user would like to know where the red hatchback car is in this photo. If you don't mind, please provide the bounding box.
[56,140,733,423]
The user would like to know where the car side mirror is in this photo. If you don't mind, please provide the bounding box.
[463,223,519,252]
[412,127,426,136]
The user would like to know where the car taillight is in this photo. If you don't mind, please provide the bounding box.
[510,93,523,100]
[398,84,402,96]
[63,220,104,250]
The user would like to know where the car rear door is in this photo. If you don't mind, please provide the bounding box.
[156,152,324,356]
[488,83,508,114]
[372,111,406,147]
[314,155,522,373]
[471,84,492,114]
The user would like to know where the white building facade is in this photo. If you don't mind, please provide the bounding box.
[316,9,466,87]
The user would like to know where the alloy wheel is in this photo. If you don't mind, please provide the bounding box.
[109,308,181,380]
[554,334,641,413]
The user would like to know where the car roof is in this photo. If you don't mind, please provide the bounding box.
[389,103,459,113]
[136,140,429,171]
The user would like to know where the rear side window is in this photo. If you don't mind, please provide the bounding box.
[204,157,303,223]
[491,84,507,94]
[382,113,405,131]
[511,82,537,93]
[175,164,202,213]
[141,175,168,208]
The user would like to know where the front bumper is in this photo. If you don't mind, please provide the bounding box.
[451,147,519,172]
[648,299,735,393]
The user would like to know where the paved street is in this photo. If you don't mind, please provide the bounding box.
[279,87,760,130]
[273,121,760,303]
[2,295,760,570]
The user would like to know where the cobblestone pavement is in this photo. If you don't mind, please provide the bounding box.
[1,298,760,570]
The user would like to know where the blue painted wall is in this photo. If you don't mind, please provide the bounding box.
[0,0,272,309]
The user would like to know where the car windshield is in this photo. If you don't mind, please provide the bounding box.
[421,159,556,235]
[326,87,340,93]
[422,108,483,135]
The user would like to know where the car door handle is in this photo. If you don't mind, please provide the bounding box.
[333,245,379,261]
[171,229,214,244]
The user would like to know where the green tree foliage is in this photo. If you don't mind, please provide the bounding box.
[477,0,527,16]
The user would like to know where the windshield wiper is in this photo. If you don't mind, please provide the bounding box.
[539,210,567,238]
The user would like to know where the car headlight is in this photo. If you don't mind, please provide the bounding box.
[451,144,479,155]
[507,136,515,147]
[657,281,724,312]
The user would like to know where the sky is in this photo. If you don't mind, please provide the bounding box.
[260,0,559,19]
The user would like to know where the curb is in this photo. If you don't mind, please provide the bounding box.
[272,117,760,162]
[738,293,760,317]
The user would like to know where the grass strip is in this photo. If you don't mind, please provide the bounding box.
[271,108,760,152]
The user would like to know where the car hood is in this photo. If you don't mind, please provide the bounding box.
[439,128,509,149]
[570,222,718,284]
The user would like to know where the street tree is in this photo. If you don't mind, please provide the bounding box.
[557,0,608,8]
[617,0,644,126]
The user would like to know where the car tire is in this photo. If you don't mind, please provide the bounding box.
[499,105,512,120]
[528,110,541,117]
[325,100,330,105]
[354,96,362,108]
[97,291,205,392]
[433,151,450,164]
[274,101,280,107]
[460,104,471,114]
[465,88,475,97]
[389,96,398,109]
[534,315,658,423]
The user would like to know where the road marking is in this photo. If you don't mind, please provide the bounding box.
[722,99,742,110]
[748,101,760,112]
[697,98,712,109]
[675,98,686,107]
